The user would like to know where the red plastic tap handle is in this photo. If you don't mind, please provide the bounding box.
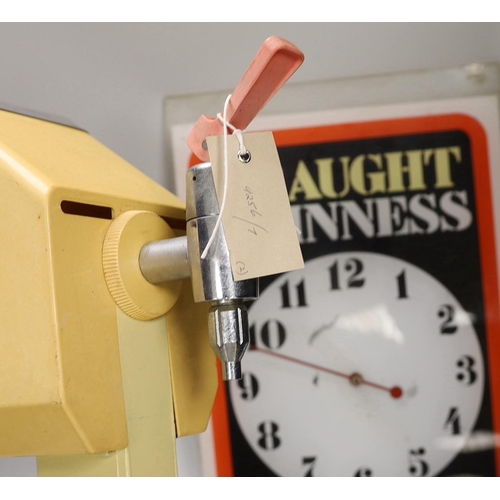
[187,36,305,162]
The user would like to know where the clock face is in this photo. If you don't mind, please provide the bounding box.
[229,252,484,477]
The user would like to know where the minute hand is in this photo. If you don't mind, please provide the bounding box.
[250,346,403,399]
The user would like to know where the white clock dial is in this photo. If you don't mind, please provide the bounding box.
[229,252,484,477]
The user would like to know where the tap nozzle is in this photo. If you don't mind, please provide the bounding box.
[208,301,249,381]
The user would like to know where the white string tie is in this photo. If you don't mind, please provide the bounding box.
[201,94,247,259]
[216,112,248,157]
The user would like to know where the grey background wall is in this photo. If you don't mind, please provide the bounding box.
[0,22,499,476]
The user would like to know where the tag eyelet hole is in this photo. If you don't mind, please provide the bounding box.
[192,176,197,181]
[238,151,251,163]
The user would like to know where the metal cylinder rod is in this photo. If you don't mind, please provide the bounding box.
[139,236,190,284]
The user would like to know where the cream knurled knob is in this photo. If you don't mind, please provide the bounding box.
[103,210,183,320]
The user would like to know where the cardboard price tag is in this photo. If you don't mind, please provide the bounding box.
[206,131,304,281]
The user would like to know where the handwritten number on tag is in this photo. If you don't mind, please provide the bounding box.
[236,261,248,276]
[233,186,269,236]
[245,186,262,217]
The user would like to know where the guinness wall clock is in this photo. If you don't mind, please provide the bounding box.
[204,111,500,477]
[166,66,500,476]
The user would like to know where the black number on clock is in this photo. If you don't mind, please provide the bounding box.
[444,407,461,435]
[250,320,287,350]
[329,258,365,290]
[261,320,286,349]
[396,270,409,299]
[438,305,458,334]
[302,456,316,477]
[280,279,308,308]
[456,355,477,385]
[408,448,429,476]
[257,421,281,450]
[354,468,372,477]
[237,373,259,400]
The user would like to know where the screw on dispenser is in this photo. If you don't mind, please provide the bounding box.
[139,36,304,380]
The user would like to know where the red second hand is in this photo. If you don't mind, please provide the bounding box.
[250,345,403,399]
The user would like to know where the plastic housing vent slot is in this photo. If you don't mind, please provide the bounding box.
[61,200,113,220]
